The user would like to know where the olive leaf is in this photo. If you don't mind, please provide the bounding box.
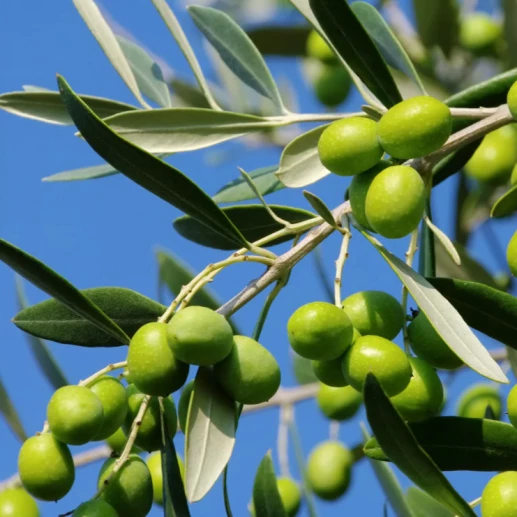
[252,452,287,517]
[406,487,455,517]
[0,378,28,442]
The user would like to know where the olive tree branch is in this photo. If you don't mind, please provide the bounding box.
[79,361,128,387]
[334,216,351,306]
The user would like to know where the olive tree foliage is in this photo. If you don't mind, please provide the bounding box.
[2,0,517,516]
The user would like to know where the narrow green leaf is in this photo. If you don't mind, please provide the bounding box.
[223,465,234,517]
[431,141,480,187]
[361,424,414,517]
[252,452,287,517]
[42,163,119,182]
[188,6,285,113]
[185,367,236,502]
[102,108,274,153]
[503,0,517,68]
[0,91,136,125]
[213,166,283,204]
[426,278,517,352]
[13,287,164,348]
[364,416,517,472]
[0,239,129,345]
[351,2,426,94]
[116,35,172,108]
[507,347,517,381]
[151,0,221,110]
[57,76,249,250]
[247,26,310,56]
[170,78,212,109]
[491,183,517,218]
[173,204,315,250]
[15,276,68,390]
[406,487,455,517]
[418,204,435,278]
[424,219,460,266]
[303,191,337,228]
[0,378,27,442]
[72,0,149,108]
[364,374,475,516]
[360,231,508,383]
[309,0,402,108]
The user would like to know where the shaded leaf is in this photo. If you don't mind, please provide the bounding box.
[0,91,136,125]
[432,141,480,187]
[303,191,337,228]
[0,378,27,442]
[247,26,310,56]
[58,76,249,250]
[503,0,517,68]
[185,367,236,502]
[507,347,517,381]
[1,238,129,345]
[418,204,435,278]
[188,6,285,113]
[312,247,334,303]
[252,453,287,517]
[16,276,68,390]
[491,183,517,218]
[292,352,319,385]
[170,78,212,109]
[406,487,454,517]
[309,0,402,108]
[43,163,119,182]
[364,374,475,516]
[173,204,315,250]
[13,287,164,347]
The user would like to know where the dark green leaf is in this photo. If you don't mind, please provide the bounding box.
[406,487,455,517]
[351,2,425,93]
[418,203,435,278]
[188,6,285,112]
[252,453,287,517]
[16,276,68,390]
[503,0,517,68]
[309,0,402,108]
[491,183,517,218]
[364,416,517,472]
[0,378,27,442]
[364,375,475,516]
[432,141,480,187]
[0,91,136,125]
[1,238,129,345]
[213,166,284,204]
[173,204,315,250]
[223,465,234,517]
[247,26,310,56]
[426,278,517,351]
[57,76,249,250]
[170,78,212,109]
[507,347,517,381]
[411,0,459,57]
[13,287,164,347]
[303,191,337,228]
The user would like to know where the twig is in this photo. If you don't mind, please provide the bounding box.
[329,420,340,441]
[334,216,351,306]
[277,405,292,478]
[79,361,128,387]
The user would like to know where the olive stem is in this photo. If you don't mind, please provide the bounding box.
[449,107,499,119]
[329,420,340,441]
[79,361,128,387]
[277,405,293,479]
[468,496,482,508]
[334,216,352,307]
[401,228,420,355]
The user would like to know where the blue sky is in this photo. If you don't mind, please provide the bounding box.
[1,0,515,516]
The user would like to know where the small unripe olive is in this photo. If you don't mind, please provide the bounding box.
[89,376,128,441]
[481,471,517,517]
[507,230,517,277]
[306,30,336,63]
[167,306,234,366]
[459,13,502,55]
[306,441,352,500]
[349,160,391,231]
[124,385,177,452]
[318,117,384,176]
[98,454,153,517]
[408,312,463,370]
[508,385,517,429]
[72,500,118,517]
[47,385,104,445]
[342,335,412,396]
[342,291,404,340]
[365,165,426,239]
[464,125,517,183]
[378,96,452,159]
[314,65,352,107]
[214,335,281,404]
[287,301,353,360]
[0,488,39,517]
[105,427,142,454]
[178,380,195,433]
[146,452,185,506]
[457,384,502,420]
[317,384,362,421]
[390,357,443,422]
[128,322,189,397]
[18,434,75,501]
[508,81,517,122]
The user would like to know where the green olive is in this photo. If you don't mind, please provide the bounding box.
[508,385,517,429]
[0,488,39,517]
[72,500,118,517]
[287,301,353,360]
[390,357,443,422]
[167,306,234,366]
[89,376,128,441]
[214,335,281,404]
[481,471,517,517]
[507,229,517,277]
[365,165,426,238]
[314,65,352,107]
[318,117,384,176]
[317,384,362,421]
[306,30,336,63]
[98,454,153,517]
[459,13,502,55]
[146,452,185,506]
[508,81,517,122]
[306,441,352,500]
[377,96,452,159]
[128,322,189,397]
[457,384,502,420]
[18,434,75,501]
[408,312,463,370]
[47,385,104,446]
[342,335,412,396]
